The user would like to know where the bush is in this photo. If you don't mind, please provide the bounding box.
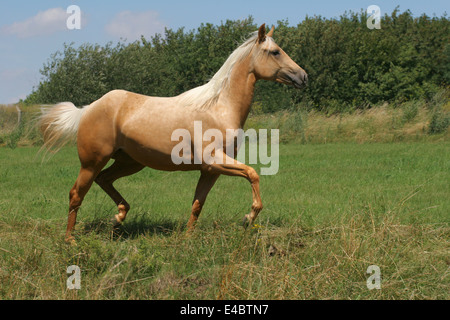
[402,101,420,123]
[429,111,450,134]
[25,11,449,113]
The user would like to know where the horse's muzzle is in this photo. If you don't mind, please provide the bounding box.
[290,69,308,89]
[278,69,308,89]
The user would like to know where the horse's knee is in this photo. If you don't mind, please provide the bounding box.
[247,167,260,184]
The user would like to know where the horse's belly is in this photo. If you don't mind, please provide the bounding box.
[121,138,199,172]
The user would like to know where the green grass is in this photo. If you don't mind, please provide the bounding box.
[0,143,449,299]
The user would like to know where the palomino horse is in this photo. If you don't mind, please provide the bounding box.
[40,24,307,243]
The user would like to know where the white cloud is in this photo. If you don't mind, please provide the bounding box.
[105,10,165,41]
[1,7,81,38]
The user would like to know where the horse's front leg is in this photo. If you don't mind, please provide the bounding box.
[206,153,263,227]
[186,171,220,232]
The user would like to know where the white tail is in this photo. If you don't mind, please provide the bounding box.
[39,102,88,152]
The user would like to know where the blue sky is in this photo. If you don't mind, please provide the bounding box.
[0,0,448,104]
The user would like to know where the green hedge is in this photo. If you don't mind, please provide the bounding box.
[25,9,449,113]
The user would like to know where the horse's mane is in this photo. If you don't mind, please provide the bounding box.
[178,31,274,111]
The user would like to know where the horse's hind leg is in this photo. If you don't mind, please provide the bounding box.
[95,150,144,226]
[67,159,109,243]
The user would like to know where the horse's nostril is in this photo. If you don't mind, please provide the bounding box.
[294,69,308,85]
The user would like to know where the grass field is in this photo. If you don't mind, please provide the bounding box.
[0,142,448,300]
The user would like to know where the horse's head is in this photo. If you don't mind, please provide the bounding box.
[252,24,307,89]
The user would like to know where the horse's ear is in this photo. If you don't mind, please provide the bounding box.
[267,25,275,37]
[257,23,266,43]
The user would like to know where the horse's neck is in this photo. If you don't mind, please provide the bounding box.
[216,56,257,129]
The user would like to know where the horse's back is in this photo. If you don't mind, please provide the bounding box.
[77,89,192,170]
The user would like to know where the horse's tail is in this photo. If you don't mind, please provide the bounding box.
[39,102,89,153]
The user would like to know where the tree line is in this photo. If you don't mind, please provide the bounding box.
[25,9,449,113]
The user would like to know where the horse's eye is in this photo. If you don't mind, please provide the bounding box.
[271,50,280,56]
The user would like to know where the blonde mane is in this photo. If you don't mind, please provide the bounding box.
[178,32,275,111]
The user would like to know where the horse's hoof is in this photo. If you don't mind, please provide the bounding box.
[112,214,123,228]
[242,214,252,229]
[65,237,77,246]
